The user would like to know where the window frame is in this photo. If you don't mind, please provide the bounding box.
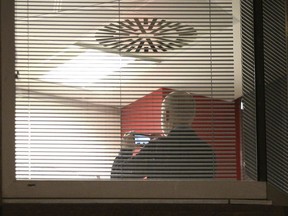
[1,0,267,202]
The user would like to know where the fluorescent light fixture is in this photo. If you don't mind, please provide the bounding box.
[42,49,134,86]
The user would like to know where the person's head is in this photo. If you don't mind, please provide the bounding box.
[161,91,196,135]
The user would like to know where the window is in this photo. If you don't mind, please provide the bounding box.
[1,0,267,200]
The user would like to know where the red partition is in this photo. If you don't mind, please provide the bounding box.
[191,96,242,179]
[121,88,241,179]
[121,88,171,135]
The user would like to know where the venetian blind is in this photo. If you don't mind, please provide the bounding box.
[15,0,241,180]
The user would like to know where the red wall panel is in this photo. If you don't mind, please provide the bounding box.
[121,88,171,135]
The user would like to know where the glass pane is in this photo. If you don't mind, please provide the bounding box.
[15,0,248,180]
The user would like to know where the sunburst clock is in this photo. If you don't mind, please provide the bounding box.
[95,18,197,53]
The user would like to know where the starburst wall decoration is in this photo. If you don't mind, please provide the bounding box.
[95,18,197,53]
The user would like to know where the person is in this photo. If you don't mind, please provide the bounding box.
[110,131,140,178]
[111,91,215,179]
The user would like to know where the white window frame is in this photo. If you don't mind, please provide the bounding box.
[1,0,267,202]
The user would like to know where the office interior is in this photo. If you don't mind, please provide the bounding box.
[1,0,288,215]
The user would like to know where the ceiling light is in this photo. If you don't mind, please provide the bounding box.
[41,49,134,87]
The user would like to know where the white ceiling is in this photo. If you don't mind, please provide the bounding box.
[16,0,242,108]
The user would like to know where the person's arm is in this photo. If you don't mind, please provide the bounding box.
[111,132,137,178]
[111,148,134,178]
